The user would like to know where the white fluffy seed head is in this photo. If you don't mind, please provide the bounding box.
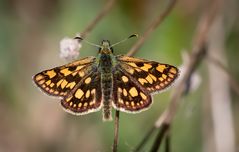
[59,37,82,61]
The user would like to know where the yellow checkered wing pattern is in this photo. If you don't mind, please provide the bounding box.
[61,70,102,115]
[116,55,179,93]
[112,55,179,112]
[33,57,96,97]
[112,67,152,112]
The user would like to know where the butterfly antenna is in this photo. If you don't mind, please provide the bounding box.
[74,36,102,48]
[110,34,138,47]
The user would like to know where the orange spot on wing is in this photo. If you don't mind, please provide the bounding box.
[61,79,68,88]
[129,87,138,97]
[156,65,166,73]
[46,70,56,78]
[170,67,177,74]
[141,63,152,71]
[60,68,72,76]
[75,89,84,99]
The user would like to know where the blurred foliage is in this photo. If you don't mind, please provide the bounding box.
[0,0,238,152]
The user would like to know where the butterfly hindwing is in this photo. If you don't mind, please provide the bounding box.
[116,55,179,93]
[33,57,96,97]
[112,66,152,113]
[61,70,102,115]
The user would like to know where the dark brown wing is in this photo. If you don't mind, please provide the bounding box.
[112,66,152,113]
[116,55,179,93]
[61,70,102,115]
[33,57,96,97]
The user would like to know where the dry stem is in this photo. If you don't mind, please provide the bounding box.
[113,110,120,152]
[127,0,177,56]
[207,55,239,96]
[81,0,116,38]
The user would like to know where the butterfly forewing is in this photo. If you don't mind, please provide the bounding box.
[112,66,152,112]
[116,55,179,93]
[33,57,96,97]
[61,70,102,114]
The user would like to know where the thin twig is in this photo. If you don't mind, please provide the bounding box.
[133,126,156,152]
[206,13,235,151]
[207,55,239,96]
[165,131,171,152]
[80,0,116,38]
[150,124,170,152]
[127,0,177,56]
[113,110,120,152]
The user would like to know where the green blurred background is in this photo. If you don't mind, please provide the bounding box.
[0,0,238,151]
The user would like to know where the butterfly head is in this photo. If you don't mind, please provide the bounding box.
[99,40,113,54]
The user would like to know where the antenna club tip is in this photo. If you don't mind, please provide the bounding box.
[129,34,139,39]
[74,36,83,41]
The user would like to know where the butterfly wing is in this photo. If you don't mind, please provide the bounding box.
[33,57,96,97]
[116,55,179,93]
[112,66,152,113]
[61,70,102,115]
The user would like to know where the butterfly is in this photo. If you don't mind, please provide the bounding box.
[33,37,179,121]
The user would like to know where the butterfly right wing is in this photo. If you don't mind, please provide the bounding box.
[116,55,179,94]
[33,57,96,97]
[112,66,152,113]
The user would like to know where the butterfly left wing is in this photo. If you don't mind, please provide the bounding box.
[116,55,179,93]
[33,57,96,97]
[61,70,102,115]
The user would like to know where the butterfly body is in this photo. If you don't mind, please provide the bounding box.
[33,40,179,121]
[98,40,115,120]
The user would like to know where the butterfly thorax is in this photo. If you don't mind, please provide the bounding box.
[98,40,115,121]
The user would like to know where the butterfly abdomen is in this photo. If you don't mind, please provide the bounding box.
[99,54,113,121]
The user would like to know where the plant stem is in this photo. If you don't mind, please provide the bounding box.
[150,124,170,152]
[113,110,120,152]
[81,0,116,38]
[134,126,156,152]
[165,131,171,152]
[127,0,177,56]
